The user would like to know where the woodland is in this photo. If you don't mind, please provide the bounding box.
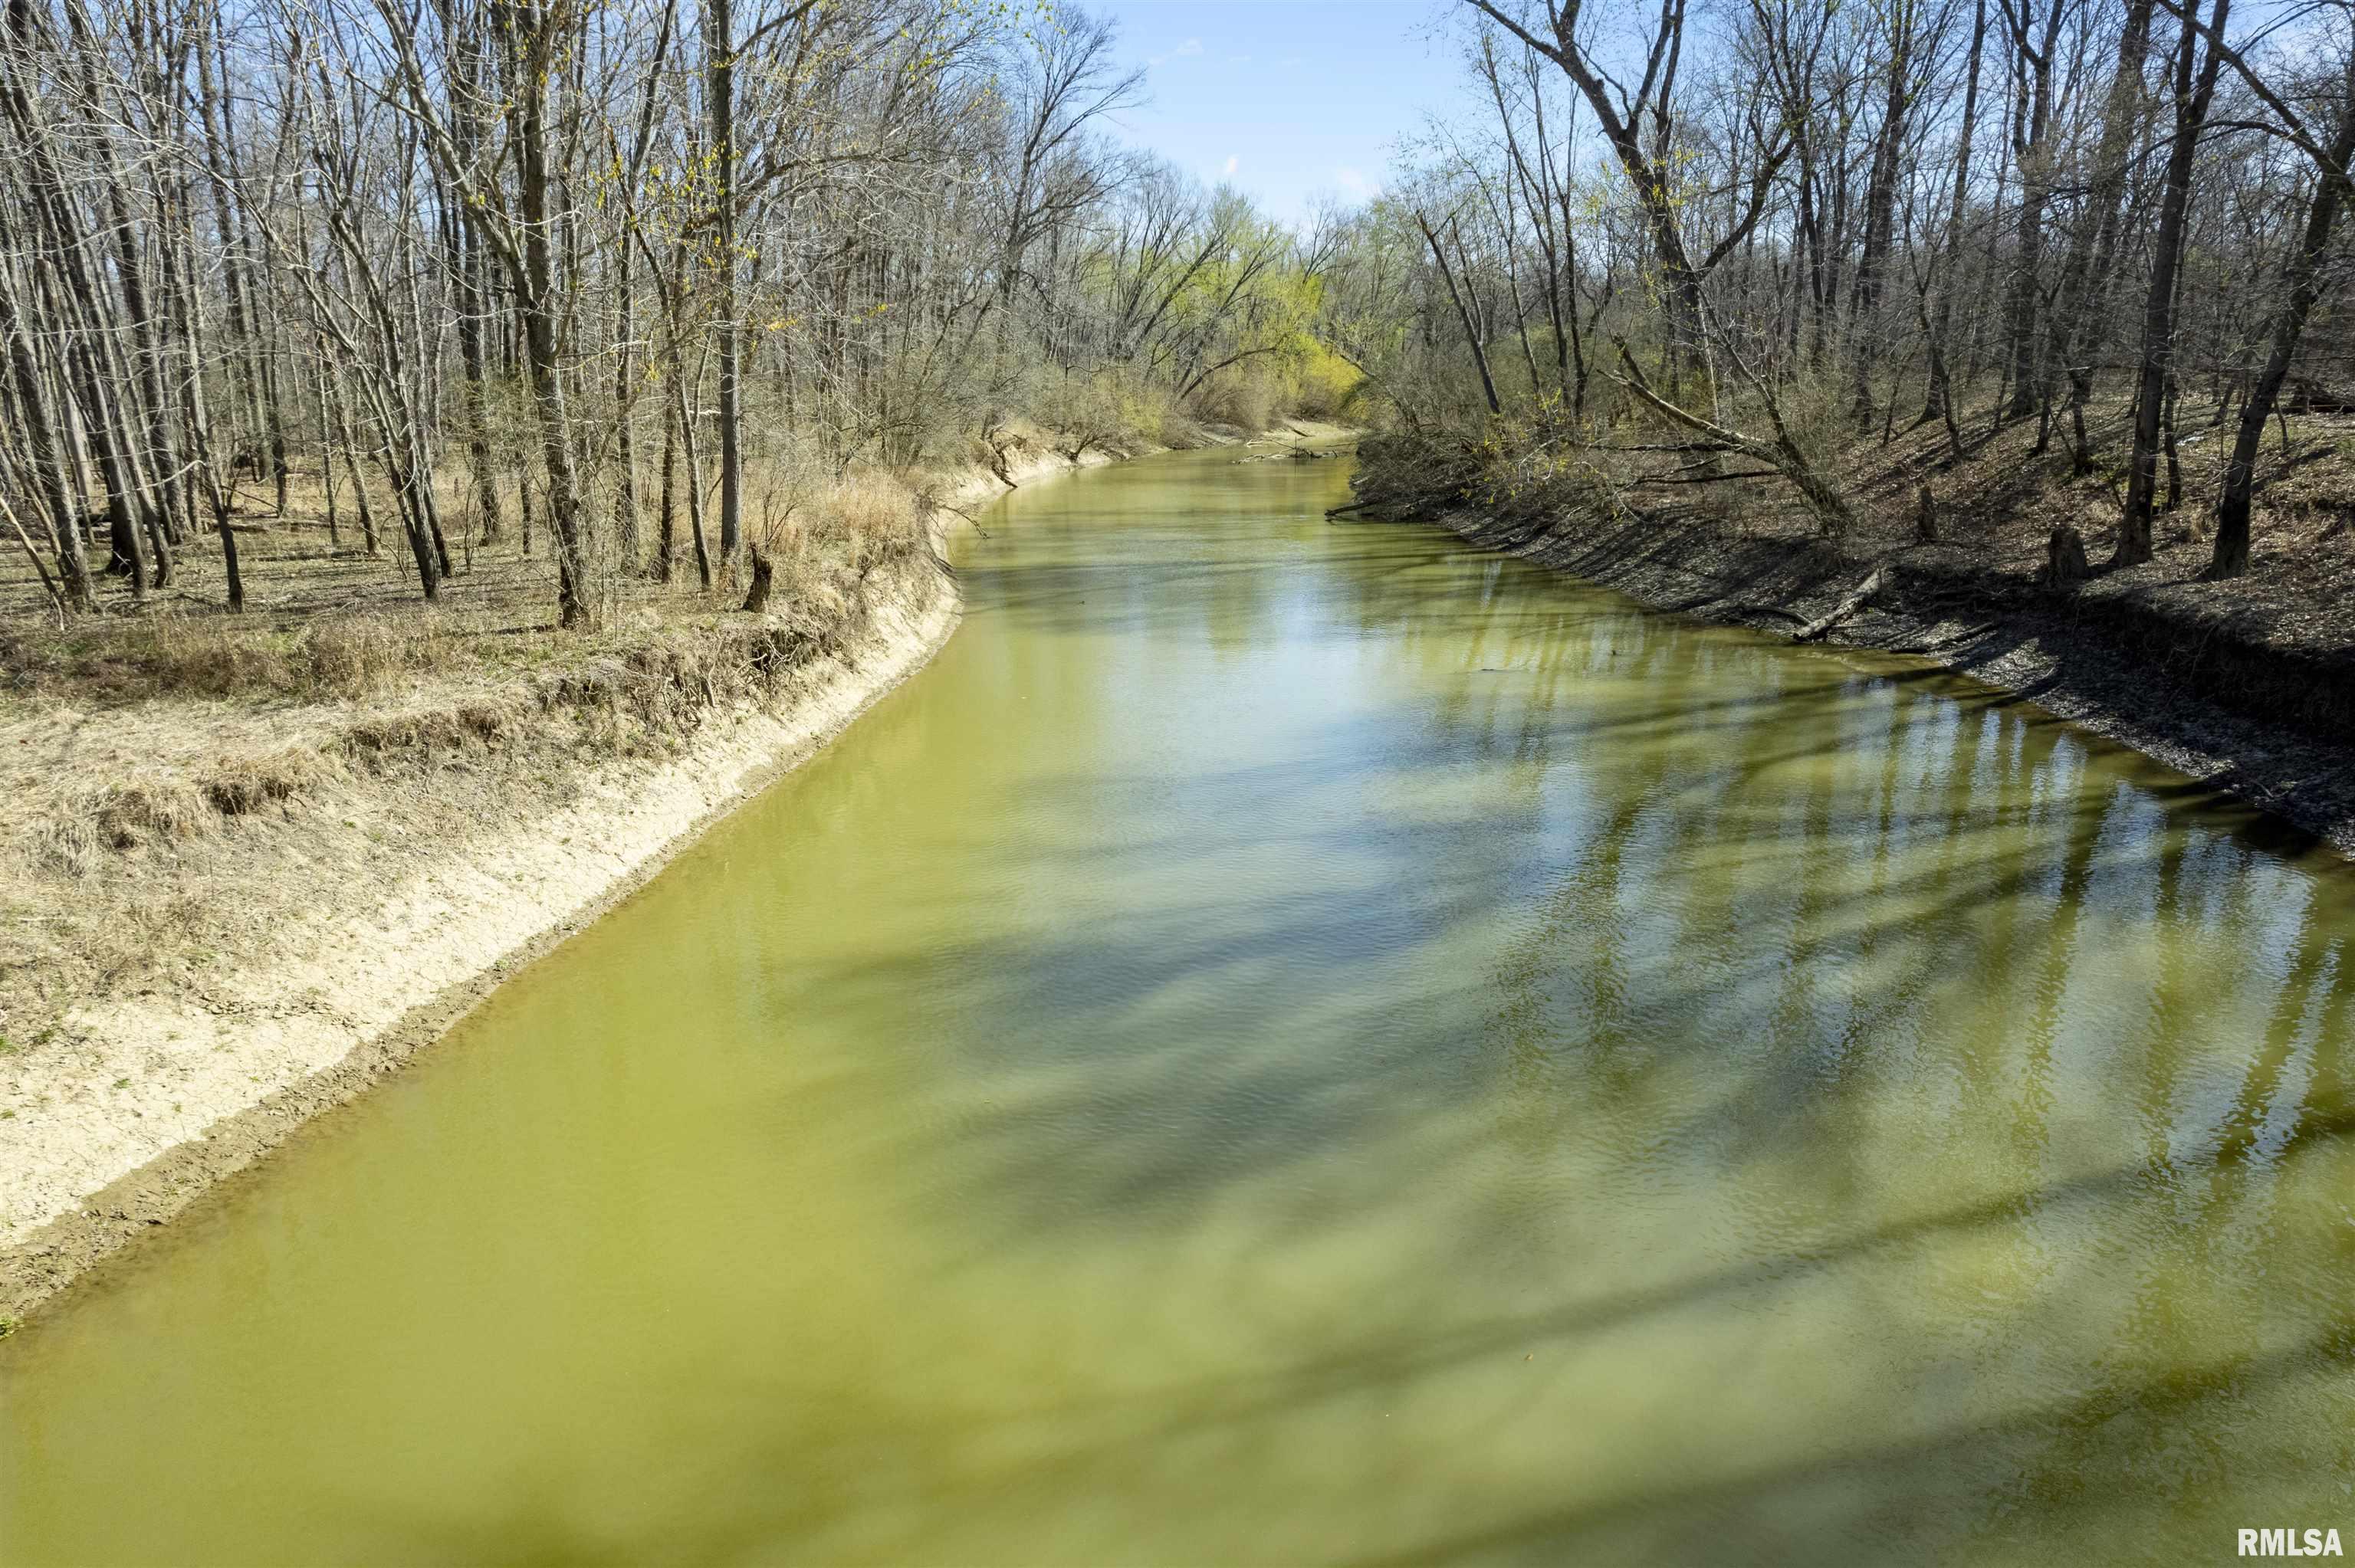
[1,0,2352,702]
[1341,0,2355,606]
[0,0,1348,638]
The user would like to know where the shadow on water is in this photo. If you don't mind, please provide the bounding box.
[11,446,2355,1567]
[383,464,2355,1562]
[394,1322,2354,1566]
[375,1101,2355,1563]
[844,746,2355,1239]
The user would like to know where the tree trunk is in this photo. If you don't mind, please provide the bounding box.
[657,389,678,583]
[1850,0,1918,423]
[708,0,741,566]
[0,255,90,605]
[679,369,712,591]
[2002,0,2063,418]
[1417,211,1501,416]
[2050,0,2156,474]
[444,5,504,543]
[2209,61,2355,578]
[738,542,772,612]
[504,0,595,626]
[2117,0,2230,568]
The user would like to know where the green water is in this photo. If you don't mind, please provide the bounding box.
[5,448,2353,1565]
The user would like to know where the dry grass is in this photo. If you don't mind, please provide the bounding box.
[751,470,925,573]
[0,608,471,704]
[0,454,935,691]
[32,780,206,877]
[0,452,944,1037]
[25,743,333,877]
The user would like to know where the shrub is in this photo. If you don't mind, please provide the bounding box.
[746,470,925,607]
[301,613,458,697]
[1188,365,1278,434]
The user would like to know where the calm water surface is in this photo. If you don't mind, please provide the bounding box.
[5,448,2354,1564]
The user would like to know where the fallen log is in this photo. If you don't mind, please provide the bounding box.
[1795,565,1886,642]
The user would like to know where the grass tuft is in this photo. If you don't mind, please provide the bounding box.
[0,608,465,704]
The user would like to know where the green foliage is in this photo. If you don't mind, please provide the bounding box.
[1288,340,1360,419]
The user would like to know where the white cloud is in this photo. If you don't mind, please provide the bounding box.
[1223,155,1240,177]
[1335,166,1377,198]
[1148,36,1205,67]
[1175,37,1202,55]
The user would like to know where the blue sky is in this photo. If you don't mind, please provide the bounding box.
[1092,1,1459,226]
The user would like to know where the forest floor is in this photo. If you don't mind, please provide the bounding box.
[1353,391,2355,857]
[0,419,1345,1321]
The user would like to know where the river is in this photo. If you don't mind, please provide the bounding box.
[5,445,2352,1564]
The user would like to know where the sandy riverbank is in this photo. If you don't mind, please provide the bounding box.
[0,447,1139,1322]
